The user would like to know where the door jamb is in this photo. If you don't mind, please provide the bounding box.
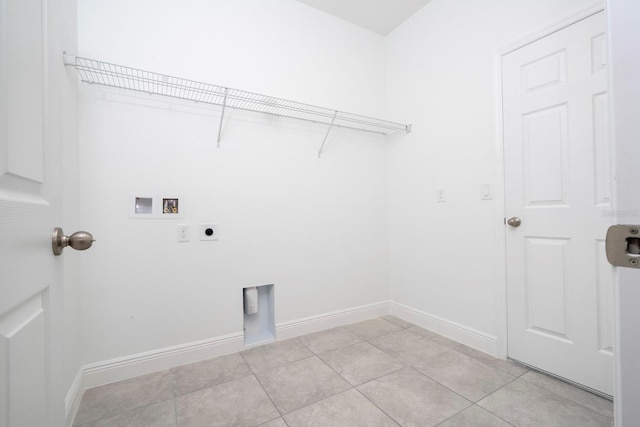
[492,0,606,360]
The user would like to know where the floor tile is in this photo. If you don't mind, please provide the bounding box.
[478,379,614,427]
[258,418,287,427]
[73,317,616,427]
[171,352,252,396]
[520,370,614,418]
[437,405,512,427]
[415,349,515,402]
[175,375,279,427]
[342,318,403,340]
[358,367,471,427]
[380,315,415,329]
[318,342,404,385]
[73,370,173,426]
[297,327,362,354]
[284,388,398,427]
[78,400,176,427]
[392,344,455,373]
[369,329,448,364]
[369,329,433,353]
[407,326,462,349]
[455,345,529,377]
[255,356,351,414]
[241,339,313,373]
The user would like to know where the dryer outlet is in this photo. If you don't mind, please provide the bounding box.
[200,223,219,241]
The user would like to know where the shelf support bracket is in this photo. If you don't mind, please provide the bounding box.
[318,111,338,158]
[63,51,77,67]
[216,88,228,148]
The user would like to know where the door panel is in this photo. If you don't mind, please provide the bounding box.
[525,237,570,340]
[521,49,566,94]
[503,11,614,395]
[0,294,48,427]
[2,0,44,186]
[592,92,610,206]
[595,240,613,355]
[0,0,64,425]
[522,104,568,205]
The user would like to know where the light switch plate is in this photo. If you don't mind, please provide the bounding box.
[200,223,219,241]
[481,183,493,200]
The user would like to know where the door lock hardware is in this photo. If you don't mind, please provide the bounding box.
[507,217,522,228]
[626,237,640,255]
[605,225,640,268]
[52,227,95,256]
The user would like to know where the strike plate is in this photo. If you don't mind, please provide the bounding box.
[605,225,640,268]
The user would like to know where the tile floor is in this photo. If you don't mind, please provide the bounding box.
[73,316,614,426]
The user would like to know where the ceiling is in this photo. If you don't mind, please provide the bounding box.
[296,0,432,36]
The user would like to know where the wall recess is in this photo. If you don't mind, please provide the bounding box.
[129,193,184,218]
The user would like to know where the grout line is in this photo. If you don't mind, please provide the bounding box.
[510,375,614,420]
[352,388,402,427]
[84,316,585,426]
[400,364,476,404]
[172,396,179,426]
[432,404,517,427]
[239,351,285,418]
[169,369,179,426]
[75,398,176,427]
[431,405,471,427]
[519,368,614,403]
[169,352,253,399]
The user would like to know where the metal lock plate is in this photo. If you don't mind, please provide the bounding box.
[605,225,640,268]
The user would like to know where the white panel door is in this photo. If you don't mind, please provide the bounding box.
[503,11,614,395]
[0,0,64,425]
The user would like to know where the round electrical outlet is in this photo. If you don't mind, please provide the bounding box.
[200,223,219,241]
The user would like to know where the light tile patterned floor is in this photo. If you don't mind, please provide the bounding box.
[73,316,613,426]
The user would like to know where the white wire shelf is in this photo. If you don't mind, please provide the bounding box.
[64,53,411,156]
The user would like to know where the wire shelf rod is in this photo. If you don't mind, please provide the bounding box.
[64,53,412,137]
[318,111,338,158]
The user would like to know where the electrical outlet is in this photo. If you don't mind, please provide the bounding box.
[436,187,446,203]
[200,223,219,241]
[177,224,190,242]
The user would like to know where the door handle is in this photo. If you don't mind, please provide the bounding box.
[507,217,522,228]
[52,227,95,256]
[606,225,640,268]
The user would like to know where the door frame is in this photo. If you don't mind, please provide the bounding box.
[491,0,607,363]
[606,0,640,423]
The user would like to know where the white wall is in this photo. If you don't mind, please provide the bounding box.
[76,0,609,372]
[77,0,390,364]
[385,0,597,345]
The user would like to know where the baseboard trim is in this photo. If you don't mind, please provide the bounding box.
[276,301,390,340]
[65,299,498,426]
[82,331,244,391]
[65,368,85,427]
[389,301,499,356]
[65,300,390,425]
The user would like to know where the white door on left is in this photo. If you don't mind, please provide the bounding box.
[0,0,67,425]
